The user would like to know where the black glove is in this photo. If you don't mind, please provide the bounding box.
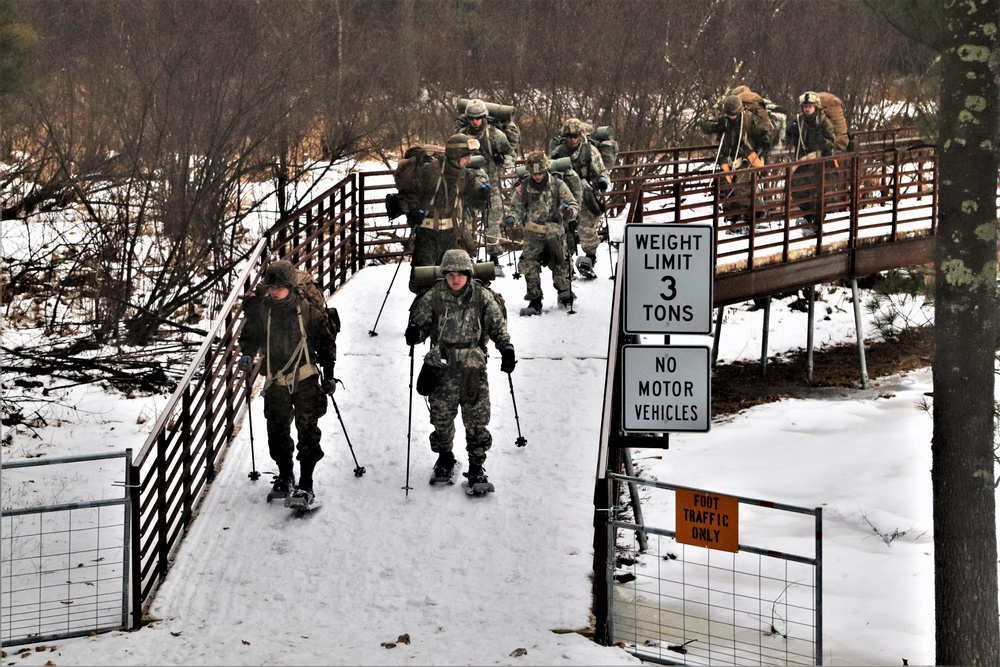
[238,355,252,372]
[477,182,491,204]
[406,209,425,227]
[321,379,336,395]
[492,151,504,165]
[405,323,421,346]
[567,219,579,233]
[596,177,608,192]
[500,348,516,374]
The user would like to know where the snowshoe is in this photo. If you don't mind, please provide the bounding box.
[285,487,320,512]
[464,465,495,496]
[266,474,294,502]
[575,255,597,280]
[429,451,458,485]
[519,298,543,317]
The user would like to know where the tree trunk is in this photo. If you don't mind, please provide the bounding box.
[933,1,1000,664]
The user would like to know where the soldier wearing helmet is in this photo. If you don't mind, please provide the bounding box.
[405,248,515,494]
[455,98,516,274]
[237,258,338,508]
[548,118,611,280]
[700,92,774,232]
[397,133,490,296]
[505,150,579,315]
[785,91,838,235]
[786,91,837,160]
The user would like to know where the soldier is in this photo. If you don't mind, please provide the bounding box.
[405,249,516,495]
[456,98,516,275]
[505,151,579,316]
[397,133,491,295]
[701,94,773,229]
[785,91,838,234]
[549,118,609,280]
[237,259,338,510]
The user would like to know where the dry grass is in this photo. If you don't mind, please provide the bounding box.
[711,326,934,418]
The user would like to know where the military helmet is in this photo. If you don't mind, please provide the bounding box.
[440,249,474,275]
[561,118,586,137]
[799,91,821,107]
[465,98,488,119]
[445,133,480,159]
[525,151,550,175]
[723,95,743,115]
[264,260,296,288]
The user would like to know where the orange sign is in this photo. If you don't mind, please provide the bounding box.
[675,489,739,553]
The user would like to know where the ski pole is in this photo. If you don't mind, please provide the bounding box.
[369,225,413,337]
[507,373,527,448]
[245,370,260,481]
[604,208,616,280]
[329,379,366,477]
[403,344,415,495]
[368,258,404,337]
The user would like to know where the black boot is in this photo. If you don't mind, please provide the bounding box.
[269,460,295,499]
[433,450,456,479]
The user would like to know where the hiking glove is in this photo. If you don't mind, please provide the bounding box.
[568,219,579,233]
[477,182,491,204]
[561,203,572,220]
[596,177,608,192]
[238,355,252,372]
[405,323,422,346]
[492,151,504,166]
[500,348,516,374]
[406,209,425,227]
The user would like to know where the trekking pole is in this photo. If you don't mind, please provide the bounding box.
[565,219,577,315]
[507,373,527,448]
[368,258,404,337]
[369,225,413,337]
[604,209,616,280]
[330,379,366,477]
[403,344,415,495]
[245,371,261,481]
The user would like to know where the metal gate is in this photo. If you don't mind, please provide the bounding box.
[605,474,822,666]
[1,452,131,647]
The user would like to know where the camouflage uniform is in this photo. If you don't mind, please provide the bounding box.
[508,161,579,306]
[408,264,514,474]
[701,96,772,224]
[399,134,490,294]
[238,261,338,492]
[550,118,610,262]
[785,92,838,226]
[456,99,515,261]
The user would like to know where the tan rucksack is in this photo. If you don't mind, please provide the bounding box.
[817,92,850,152]
[731,85,774,134]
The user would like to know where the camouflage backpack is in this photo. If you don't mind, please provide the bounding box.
[245,267,341,340]
[387,144,445,218]
[589,125,620,170]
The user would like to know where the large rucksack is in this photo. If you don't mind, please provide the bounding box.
[245,268,341,340]
[817,92,850,152]
[386,144,444,219]
[730,85,776,149]
[589,125,620,170]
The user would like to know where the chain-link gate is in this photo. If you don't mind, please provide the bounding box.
[605,474,821,666]
[1,452,131,647]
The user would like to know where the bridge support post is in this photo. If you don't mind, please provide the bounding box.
[711,306,724,367]
[851,278,869,389]
[807,286,815,382]
[759,297,771,375]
